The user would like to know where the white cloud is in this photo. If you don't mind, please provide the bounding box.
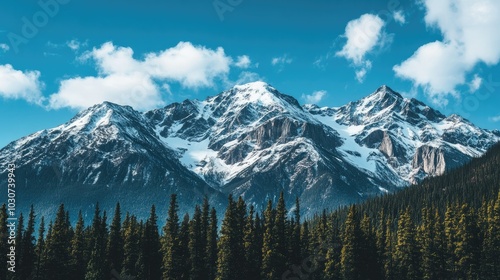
[393,11,406,25]
[302,90,327,104]
[271,54,293,70]
[490,115,500,122]
[394,41,464,103]
[469,74,483,92]
[66,39,87,51]
[234,71,262,85]
[0,43,9,52]
[336,14,389,82]
[0,64,44,104]
[48,73,163,111]
[142,42,232,88]
[235,55,251,68]
[394,0,500,105]
[49,41,238,110]
[336,14,386,65]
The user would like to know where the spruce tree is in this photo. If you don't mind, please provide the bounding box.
[189,205,205,280]
[394,208,420,280]
[121,215,140,278]
[70,211,86,280]
[206,207,218,280]
[455,204,480,279]
[19,206,36,280]
[107,203,123,276]
[179,213,191,279]
[44,204,71,280]
[85,204,109,280]
[340,205,362,280]
[142,205,162,280]
[261,199,276,280]
[324,213,341,280]
[162,194,183,279]
[200,197,210,279]
[243,205,261,280]
[216,195,242,280]
[290,197,302,266]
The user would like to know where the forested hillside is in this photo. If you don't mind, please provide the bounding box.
[2,143,499,280]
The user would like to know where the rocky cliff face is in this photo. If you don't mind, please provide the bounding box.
[306,85,500,185]
[1,82,498,219]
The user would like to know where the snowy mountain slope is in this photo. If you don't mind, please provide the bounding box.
[1,82,498,218]
[305,85,500,185]
[145,82,390,214]
[0,102,225,221]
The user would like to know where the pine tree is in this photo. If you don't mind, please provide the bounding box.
[290,197,302,266]
[394,208,420,280]
[206,207,218,280]
[243,205,261,280]
[70,211,86,280]
[121,215,140,278]
[324,213,341,280]
[141,205,162,280]
[383,218,394,280]
[107,203,123,276]
[33,217,45,280]
[444,203,459,278]
[340,205,362,280]
[216,195,243,280]
[486,191,500,277]
[14,212,24,279]
[455,204,480,279]
[44,204,71,280]
[200,197,210,279]
[18,206,36,280]
[261,199,276,280]
[162,194,183,279]
[359,213,380,279]
[189,205,205,280]
[179,213,191,279]
[85,204,109,280]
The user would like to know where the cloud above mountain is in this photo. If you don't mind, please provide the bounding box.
[48,41,250,110]
[394,0,500,105]
[336,13,392,83]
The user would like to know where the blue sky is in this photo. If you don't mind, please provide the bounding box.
[1,0,500,148]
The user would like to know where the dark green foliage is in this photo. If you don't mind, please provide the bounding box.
[70,211,86,280]
[44,204,71,280]
[107,203,123,276]
[3,142,500,279]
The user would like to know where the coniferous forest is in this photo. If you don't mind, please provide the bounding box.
[2,143,500,280]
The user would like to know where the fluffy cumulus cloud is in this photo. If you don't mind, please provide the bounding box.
[235,55,251,68]
[336,14,389,83]
[302,90,327,104]
[394,0,500,105]
[0,64,44,104]
[393,11,406,25]
[469,74,483,92]
[0,43,9,52]
[66,39,87,52]
[49,41,240,110]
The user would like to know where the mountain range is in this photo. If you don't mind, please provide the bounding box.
[1,82,499,220]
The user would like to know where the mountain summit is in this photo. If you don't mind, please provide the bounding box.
[1,82,498,218]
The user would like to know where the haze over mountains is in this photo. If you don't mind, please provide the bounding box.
[1,82,499,219]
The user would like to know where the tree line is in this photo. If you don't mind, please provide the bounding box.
[2,144,500,280]
[0,189,499,280]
